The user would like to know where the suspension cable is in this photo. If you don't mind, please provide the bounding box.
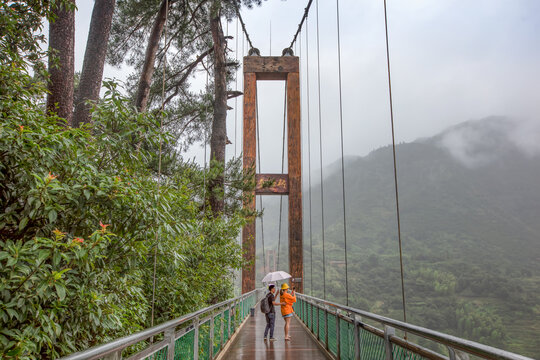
[315,0,326,299]
[234,17,238,157]
[305,16,314,296]
[151,0,169,332]
[277,86,287,270]
[383,0,407,326]
[335,0,349,306]
[234,1,256,51]
[202,59,209,228]
[288,0,314,50]
[255,90,267,272]
[241,32,244,155]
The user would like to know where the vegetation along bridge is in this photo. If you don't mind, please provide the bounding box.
[3,0,536,358]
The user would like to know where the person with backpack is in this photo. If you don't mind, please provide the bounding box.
[262,284,281,341]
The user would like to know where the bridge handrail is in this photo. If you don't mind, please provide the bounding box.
[60,289,261,360]
[296,293,533,360]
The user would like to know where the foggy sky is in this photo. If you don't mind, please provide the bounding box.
[66,0,540,172]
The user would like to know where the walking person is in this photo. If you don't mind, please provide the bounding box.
[279,283,296,341]
[263,284,281,341]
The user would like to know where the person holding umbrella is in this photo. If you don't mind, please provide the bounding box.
[279,283,296,341]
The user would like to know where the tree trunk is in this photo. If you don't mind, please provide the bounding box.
[135,0,169,112]
[73,0,116,127]
[47,0,76,125]
[209,0,227,215]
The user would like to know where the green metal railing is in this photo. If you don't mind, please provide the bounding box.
[293,293,533,360]
[59,289,262,360]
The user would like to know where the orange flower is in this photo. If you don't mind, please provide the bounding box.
[99,221,110,232]
[73,237,84,244]
[52,229,66,239]
[46,172,58,181]
[19,125,24,132]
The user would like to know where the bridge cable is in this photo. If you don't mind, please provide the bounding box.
[151,0,169,332]
[276,86,288,271]
[335,0,349,306]
[202,60,209,232]
[288,0,314,50]
[241,32,244,154]
[383,0,408,327]
[305,15,314,296]
[315,0,327,299]
[255,91,267,272]
[234,17,238,157]
[234,1,256,52]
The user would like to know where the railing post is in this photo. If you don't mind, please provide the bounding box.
[303,299,306,323]
[165,327,175,360]
[103,350,122,360]
[193,317,199,360]
[316,305,320,340]
[354,318,360,360]
[220,310,225,350]
[227,303,231,339]
[384,326,395,360]
[324,306,329,350]
[209,316,215,360]
[311,302,315,334]
[448,346,467,360]
[336,311,341,360]
[448,346,456,360]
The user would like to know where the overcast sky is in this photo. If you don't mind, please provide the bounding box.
[69,0,540,173]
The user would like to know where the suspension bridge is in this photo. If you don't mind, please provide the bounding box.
[59,1,535,360]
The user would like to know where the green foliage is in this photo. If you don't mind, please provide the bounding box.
[456,302,505,344]
[0,59,247,358]
[0,1,75,68]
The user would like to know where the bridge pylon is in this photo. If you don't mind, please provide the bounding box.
[242,55,303,294]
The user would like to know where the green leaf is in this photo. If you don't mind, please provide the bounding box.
[6,308,18,321]
[18,217,29,230]
[48,209,57,223]
[84,189,91,200]
[55,283,66,301]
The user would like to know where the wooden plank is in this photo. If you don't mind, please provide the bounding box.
[287,71,303,294]
[255,174,289,195]
[242,73,257,294]
[244,56,299,79]
[255,72,288,81]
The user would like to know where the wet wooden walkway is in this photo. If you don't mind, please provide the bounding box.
[220,308,329,360]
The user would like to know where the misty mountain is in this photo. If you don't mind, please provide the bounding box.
[258,116,540,356]
[307,116,540,264]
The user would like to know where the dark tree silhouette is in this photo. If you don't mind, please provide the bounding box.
[47,0,76,125]
[208,0,228,214]
[135,0,171,112]
[73,0,116,127]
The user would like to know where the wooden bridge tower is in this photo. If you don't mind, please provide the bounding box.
[242,55,303,294]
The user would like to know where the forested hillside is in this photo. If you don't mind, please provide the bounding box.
[298,117,540,356]
[257,117,539,356]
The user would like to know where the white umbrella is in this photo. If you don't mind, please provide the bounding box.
[261,271,291,283]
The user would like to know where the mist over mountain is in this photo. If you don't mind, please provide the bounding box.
[257,116,540,356]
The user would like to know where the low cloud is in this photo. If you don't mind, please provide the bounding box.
[436,117,540,168]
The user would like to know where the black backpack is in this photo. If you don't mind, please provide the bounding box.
[260,294,271,313]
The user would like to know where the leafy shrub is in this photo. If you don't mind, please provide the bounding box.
[0,62,245,358]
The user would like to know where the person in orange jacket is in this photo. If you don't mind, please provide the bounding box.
[279,283,296,341]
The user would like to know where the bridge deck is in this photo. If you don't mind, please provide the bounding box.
[221,308,329,360]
